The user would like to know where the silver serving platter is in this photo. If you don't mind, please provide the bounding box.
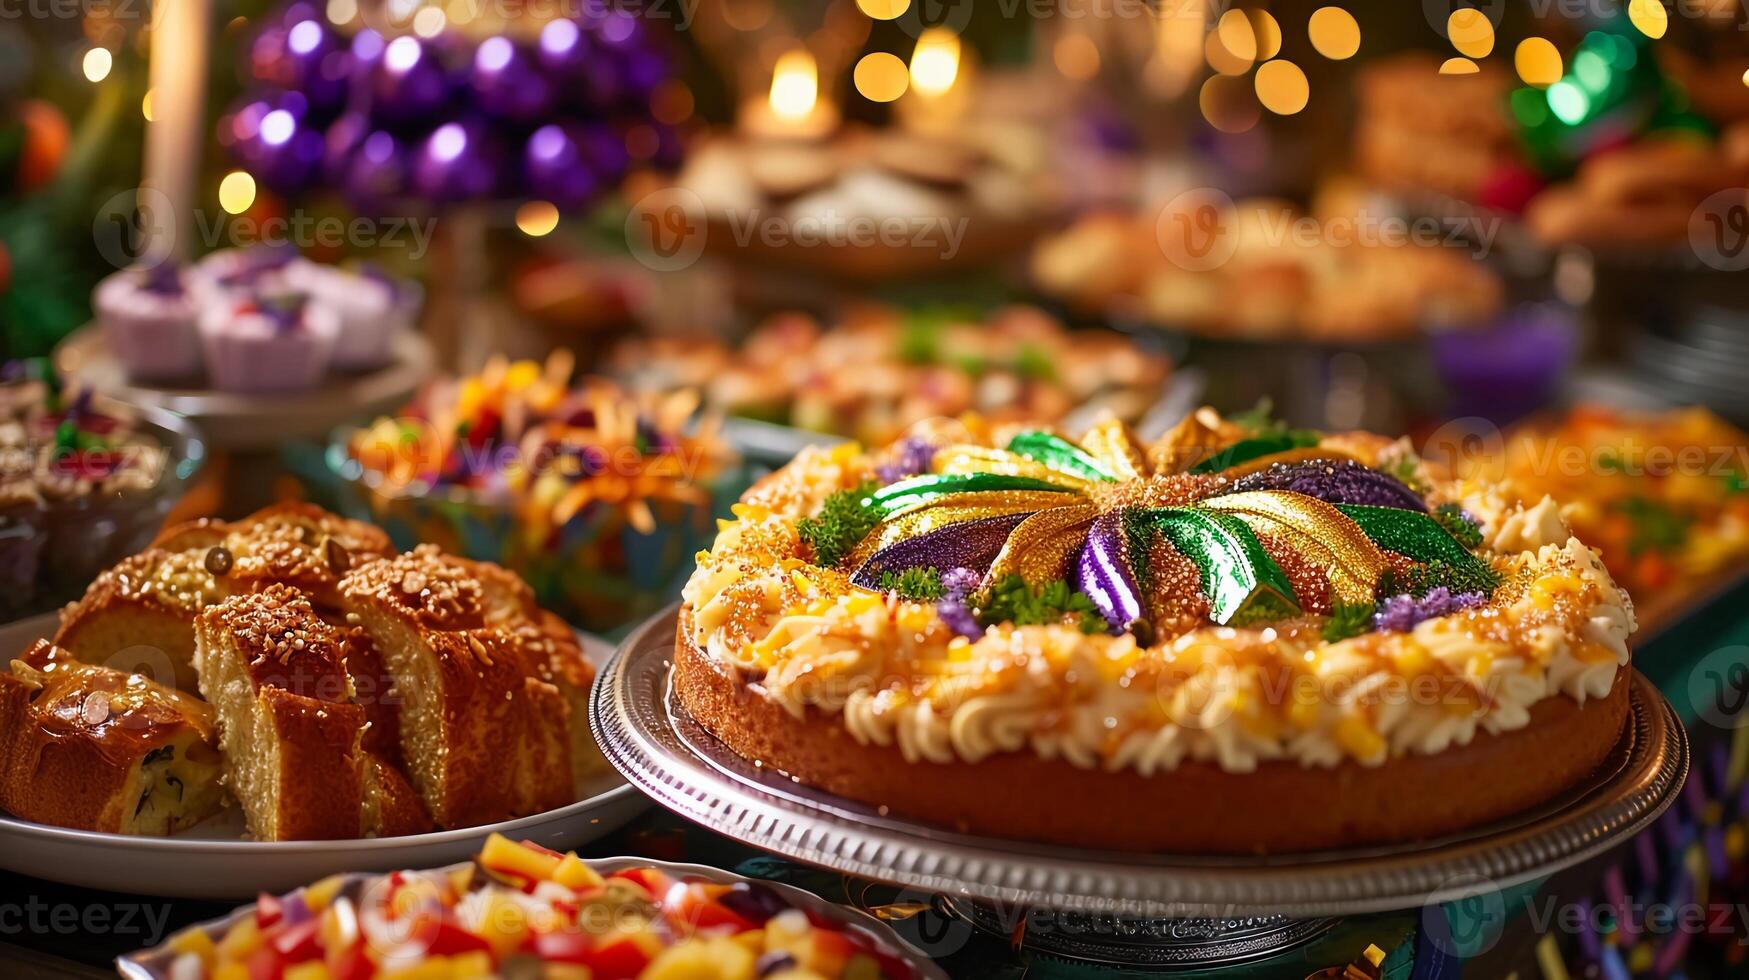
[593,605,1688,920]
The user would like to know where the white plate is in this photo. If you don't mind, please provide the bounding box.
[0,614,649,899]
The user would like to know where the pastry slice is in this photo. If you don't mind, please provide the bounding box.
[194,584,367,841]
[53,548,228,692]
[217,501,395,608]
[338,546,575,828]
[455,556,605,790]
[362,750,433,837]
[150,515,234,551]
[0,640,224,835]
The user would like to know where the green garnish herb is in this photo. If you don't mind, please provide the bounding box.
[977,574,1106,635]
[1322,600,1377,643]
[1377,559,1502,600]
[796,480,881,568]
[877,567,947,600]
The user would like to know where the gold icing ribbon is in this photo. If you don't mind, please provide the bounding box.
[1198,491,1387,603]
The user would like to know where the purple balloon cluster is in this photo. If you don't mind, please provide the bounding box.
[226,1,681,212]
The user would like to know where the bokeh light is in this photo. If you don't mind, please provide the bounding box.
[1200,74,1260,133]
[1629,0,1668,39]
[219,171,256,215]
[854,51,909,102]
[82,47,112,83]
[1248,10,1282,60]
[516,201,560,237]
[1446,9,1495,59]
[1515,37,1563,87]
[1440,57,1480,75]
[412,6,446,38]
[1308,7,1360,60]
[910,29,960,97]
[1255,60,1309,115]
[141,89,154,121]
[856,0,909,20]
[1054,33,1101,81]
[1547,79,1590,123]
[1205,12,1255,76]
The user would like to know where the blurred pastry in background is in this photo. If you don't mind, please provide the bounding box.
[608,305,1171,446]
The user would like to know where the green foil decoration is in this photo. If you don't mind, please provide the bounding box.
[1198,491,1387,604]
[1148,508,1300,626]
[868,473,1075,516]
[1186,432,1322,474]
[1005,431,1117,483]
[1335,503,1487,568]
[934,446,1096,488]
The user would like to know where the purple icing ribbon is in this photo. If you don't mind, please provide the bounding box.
[1075,510,1145,634]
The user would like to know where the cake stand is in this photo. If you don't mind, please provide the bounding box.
[591,605,1689,969]
[55,326,434,513]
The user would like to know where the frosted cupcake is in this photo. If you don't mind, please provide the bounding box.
[93,262,204,383]
[194,243,306,305]
[199,292,339,393]
[285,262,421,371]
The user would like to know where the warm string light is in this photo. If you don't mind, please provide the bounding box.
[515,201,560,237]
[1255,59,1308,115]
[854,51,908,102]
[856,0,909,20]
[1206,8,1255,76]
[1248,10,1282,60]
[82,47,113,82]
[1516,37,1564,87]
[1308,7,1360,60]
[1628,0,1668,39]
[909,28,960,97]
[1446,8,1495,59]
[412,6,446,38]
[218,171,256,214]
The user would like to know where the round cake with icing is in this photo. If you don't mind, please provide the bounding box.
[675,410,1636,853]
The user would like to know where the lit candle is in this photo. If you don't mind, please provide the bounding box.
[142,0,211,262]
[898,28,969,135]
[740,48,839,140]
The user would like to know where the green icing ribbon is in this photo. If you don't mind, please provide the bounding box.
[1188,432,1321,475]
[1149,508,1301,626]
[867,472,1076,516]
[1334,503,1485,568]
[1005,431,1117,483]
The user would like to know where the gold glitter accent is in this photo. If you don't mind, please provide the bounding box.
[932,446,1092,489]
[985,504,1099,585]
[1254,531,1334,614]
[1199,491,1386,603]
[844,490,1070,569]
[1079,417,1146,482]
